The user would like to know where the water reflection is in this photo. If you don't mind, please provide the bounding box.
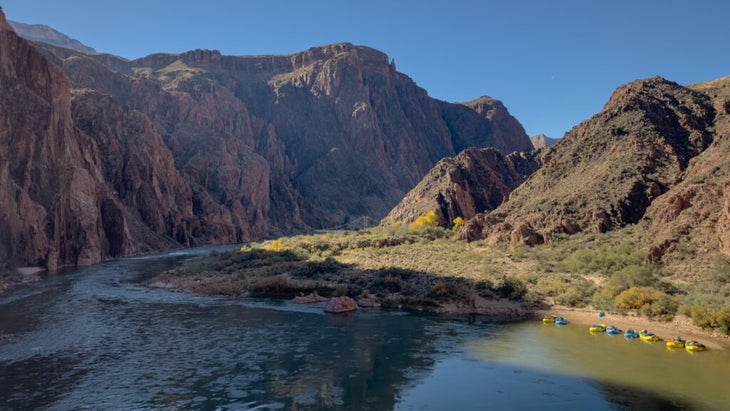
[469,322,730,410]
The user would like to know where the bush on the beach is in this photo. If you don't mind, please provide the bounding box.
[641,298,679,321]
[615,286,665,309]
[560,240,646,276]
[689,305,730,334]
[495,276,527,300]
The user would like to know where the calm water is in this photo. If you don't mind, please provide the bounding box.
[1,248,729,410]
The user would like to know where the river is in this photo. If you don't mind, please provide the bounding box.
[1,247,728,410]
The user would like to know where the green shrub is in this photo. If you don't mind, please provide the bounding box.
[474,280,494,298]
[641,298,679,321]
[333,285,349,297]
[560,241,646,276]
[430,282,449,298]
[495,277,527,300]
[707,256,730,285]
[293,258,342,278]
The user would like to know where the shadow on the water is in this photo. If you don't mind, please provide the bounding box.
[0,351,90,410]
[594,381,696,411]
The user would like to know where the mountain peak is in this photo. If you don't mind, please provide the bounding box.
[8,19,96,53]
[530,134,558,149]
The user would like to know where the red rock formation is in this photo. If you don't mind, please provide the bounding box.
[1,14,535,269]
[70,90,197,247]
[381,147,540,227]
[0,9,130,269]
[530,134,559,149]
[324,296,358,313]
[292,291,328,304]
[461,96,534,154]
[459,77,716,245]
[642,76,730,265]
[37,40,532,233]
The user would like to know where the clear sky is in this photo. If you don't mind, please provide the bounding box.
[3,0,729,138]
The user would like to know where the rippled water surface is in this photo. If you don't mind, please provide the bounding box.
[1,248,728,410]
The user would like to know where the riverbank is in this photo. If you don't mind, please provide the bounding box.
[537,306,730,350]
[146,227,730,346]
[0,267,46,293]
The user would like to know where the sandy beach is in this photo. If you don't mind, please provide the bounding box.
[538,306,730,350]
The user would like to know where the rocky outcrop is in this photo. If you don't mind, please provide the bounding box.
[459,77,716,245]
[70,90,197,248]
[530,134,559,149]
[641,76,730,264]
[381,147,540,227]
[324,296,358,313]
[293,291,328,304]
[459,96,534,154]
[0,9,130,269]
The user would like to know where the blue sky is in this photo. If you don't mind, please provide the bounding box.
[3,0,729,138]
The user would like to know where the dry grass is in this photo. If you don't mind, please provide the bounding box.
[150,225,730,335]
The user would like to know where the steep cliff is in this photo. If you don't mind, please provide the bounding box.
[459,77,716,245]
[0,10,132,269]
[1,14,533,269]
[38,41,532,232]
[640,76,730,267]
[381,148,540,227]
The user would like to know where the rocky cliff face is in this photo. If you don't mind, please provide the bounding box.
[641,76,730,266]
[530,134,559,149]
[381,148,540,227]
[0,10,132,269]
[459,77,716,246]
[1,14,533,268]
[37,40,532,233]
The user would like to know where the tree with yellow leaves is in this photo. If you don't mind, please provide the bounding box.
[408,210,439,230]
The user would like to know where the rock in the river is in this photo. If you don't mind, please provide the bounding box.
[292,291,328,304]
[324,296,358,313]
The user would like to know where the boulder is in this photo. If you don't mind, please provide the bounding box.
[292,291,328,304]
[324,296,358,313]
[357,296,382,308]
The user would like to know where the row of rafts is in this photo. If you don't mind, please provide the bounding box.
[541,314,708,352]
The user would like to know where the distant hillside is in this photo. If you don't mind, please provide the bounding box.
[8,20,96,53]
[530,134,559,149]
[459,76,716,248]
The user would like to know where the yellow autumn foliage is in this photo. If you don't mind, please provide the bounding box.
[408,210,439,230]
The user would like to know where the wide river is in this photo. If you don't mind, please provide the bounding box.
[1,247,728,410]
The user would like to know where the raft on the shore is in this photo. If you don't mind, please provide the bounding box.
[666,338,685,349]
[589,324,606,333]
[606,325,622,335]
[639,330,660,342]
[540,312,709,352]
[685,340,707,352]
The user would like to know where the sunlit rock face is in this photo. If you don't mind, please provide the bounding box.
[2,10,534,268]
[459,77,717,249]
